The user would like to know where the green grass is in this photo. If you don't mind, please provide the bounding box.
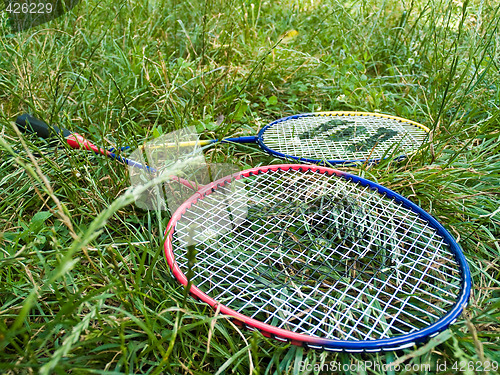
[0,0,499,373]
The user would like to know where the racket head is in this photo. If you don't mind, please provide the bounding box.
[256,112,430,165]
[164,164,470,352]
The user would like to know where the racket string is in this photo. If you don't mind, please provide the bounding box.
[262,115,428,161]
[280,200,431,338]
[172,168,462,341]
[239,181,401,335]
[177,171,380,294]
[175,178,458,340]
[245,169,461,300]
[243,176,456,338]
[353,225,448,340]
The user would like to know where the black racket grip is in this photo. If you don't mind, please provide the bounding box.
[15,114,72,139]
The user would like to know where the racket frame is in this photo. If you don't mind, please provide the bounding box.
[164,164,470,352]
[256,112,431,165]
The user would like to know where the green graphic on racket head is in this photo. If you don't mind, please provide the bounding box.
[260,112,430,164]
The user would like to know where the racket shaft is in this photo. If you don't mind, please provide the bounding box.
[150,136,258,149]
[66,133,150,170]
[66,133,109,156]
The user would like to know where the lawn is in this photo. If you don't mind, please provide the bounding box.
[0,0,499,373]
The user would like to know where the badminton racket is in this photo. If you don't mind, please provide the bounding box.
[17,112,430,166]
[164,164,470,352]
[160,112,430,165]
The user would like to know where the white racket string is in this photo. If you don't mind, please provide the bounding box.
[261,114,428,161]
[171,168,462,342]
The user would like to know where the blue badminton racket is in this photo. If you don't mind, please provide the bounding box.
[162,112,430,165]
[17,112,430,167]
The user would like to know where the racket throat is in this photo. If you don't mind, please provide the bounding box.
[220,136,258,144]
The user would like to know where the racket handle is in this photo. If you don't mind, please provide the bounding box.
[15,114,72,139]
